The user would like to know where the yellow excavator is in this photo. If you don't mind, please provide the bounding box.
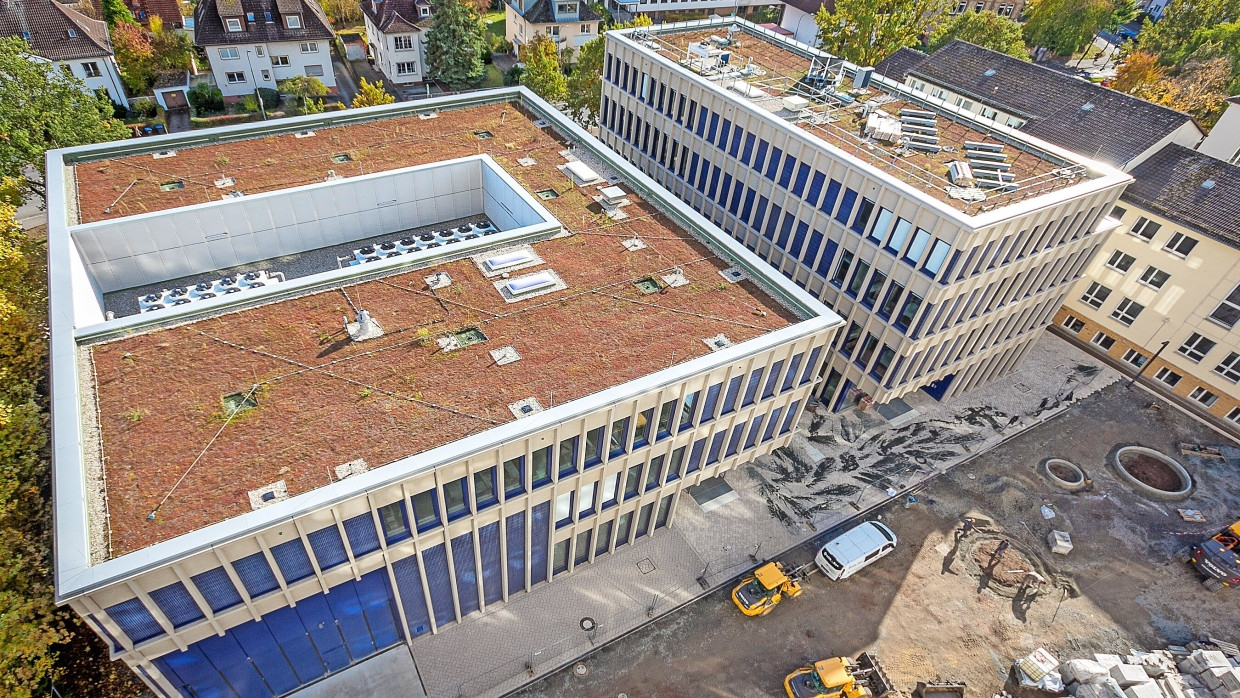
[785,653,894,698]
[731,561,805,616]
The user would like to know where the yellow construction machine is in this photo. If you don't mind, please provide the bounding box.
[784,652,894,698]
[732,561,804,616]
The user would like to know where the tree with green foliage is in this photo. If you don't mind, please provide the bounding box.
[814,0,953,66]
[928,10,1029,59]
[351,77,395,108]
[519,33,568,104]
[99,0,136,27]
[149,16,195,70]
[1137,0,1240,95]
[565,14,653,126]
[0,38,128,202]
[0,199,72,698]
[110,21,155,93]
[1022,0,1113,56]
[281,75,329,113]
[425,0,488,87]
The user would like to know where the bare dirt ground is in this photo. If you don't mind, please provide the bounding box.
[516,383,1240,698]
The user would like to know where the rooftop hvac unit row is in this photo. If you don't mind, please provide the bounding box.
[964,140,1004,153]
[968,161,1011,172]
[900,115,938,128]
[901,123,939,135]
[907,141,942,153]
[900,108,936,120]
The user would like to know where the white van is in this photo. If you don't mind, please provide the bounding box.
[814,520,897,580]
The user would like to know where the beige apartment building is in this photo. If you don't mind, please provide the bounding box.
[1054,144,1240,431]
[506,0,602,59]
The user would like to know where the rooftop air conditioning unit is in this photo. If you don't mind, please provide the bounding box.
[948,161,975,186]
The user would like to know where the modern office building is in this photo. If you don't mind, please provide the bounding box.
[48,87,840,696]
[600,19,1131,412]
[1054,145,1240,432]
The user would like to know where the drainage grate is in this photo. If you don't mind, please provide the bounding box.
[475,130,494,139]
[331,153,352,163]
[535,188,559,200]
[634,277,661,294]
[454,327,487,347]
[636,558,656,574]
[160,180,184,191]
[222,392,258,415]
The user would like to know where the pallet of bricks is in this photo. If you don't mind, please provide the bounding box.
[1059,648,1240,698]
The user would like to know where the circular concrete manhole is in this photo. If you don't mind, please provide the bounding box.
[573,662,589,678]
[1041,458,1088,492]
[1113,446,1193,500]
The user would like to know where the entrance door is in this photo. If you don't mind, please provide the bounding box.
[163,90,188,109]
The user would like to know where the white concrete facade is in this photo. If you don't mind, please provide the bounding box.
[55,54,128,104]
[202,39,336,99]
[1198,101,1240,166]
[363,15,427,85]
[600,19,1132,411]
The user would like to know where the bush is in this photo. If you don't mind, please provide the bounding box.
[240,95,259,113]
[129,97,157,118]
[257,87,281,108]
[187,83,224,114]
[503,64,524,86]
[190,111,286,128]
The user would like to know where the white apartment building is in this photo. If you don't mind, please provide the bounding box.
[47,87,840,696]
[1198,98,1240,166]
[194,0,336,101]
[0,0,127,103]
[361,0,432,85]
[601,19,1132,413]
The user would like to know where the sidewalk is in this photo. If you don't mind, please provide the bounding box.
[295,332,1122,697]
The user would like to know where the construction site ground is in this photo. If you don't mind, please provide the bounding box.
[516,381,1240,697]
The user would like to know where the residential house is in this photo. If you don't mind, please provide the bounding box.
[361,0,432,86]
[873,40,1203,171]
[127,0,185,29]
[194,0,336,101]
[0,0,127,103]
[602,19,1131,412]
[1054,145,1240,433]
[506,0,601,60]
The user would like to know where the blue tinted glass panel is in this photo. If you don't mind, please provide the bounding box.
[423,544,455,627]
[765,147,783,179]
[149,582,204,628]
[308,526,348,570]
[764,408,783,441]
[191,567,242,613]
[835,189,857,225]
[801,346,822,384]
[745,415,765,449]
[743,368,764,406]
[725,423,745,457]
[452,533,480,617]
[782,353,803,391]
[782,401,801,434]
[763,360,784,398]
[391,556,432,637]
[233,551,280,596]
[821,180,842,214]
[530,502,550,586]
[506,510,526,596]
[343,512,380,557]
[270,538,315,582]
[721,375,743,414]
[706,431,726,465]
[686,437,706,473]
[106,598,163,644]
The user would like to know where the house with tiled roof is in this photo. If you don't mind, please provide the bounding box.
[873,40,1204,171]
[361,0,432,85]
[1054,144,1240,433]
[0,0,126,102]
[506,0,601,61]
[123,0,185,29]
[193,0,336,101]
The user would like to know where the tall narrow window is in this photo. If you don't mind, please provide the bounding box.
[584,426,605,467]
[558,436,579,477]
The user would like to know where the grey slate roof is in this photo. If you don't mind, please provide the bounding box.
[517,0,601,25]
[361,0,429,34]
[781,0,834,16]
[194,0,333,46]
[873,47,927,81]
[1122,144,1240,250]
[0,0,112,62]
[885,40,1200,168]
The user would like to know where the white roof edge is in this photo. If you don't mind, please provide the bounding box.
[610,19,1132,228]
[50,86,842,601]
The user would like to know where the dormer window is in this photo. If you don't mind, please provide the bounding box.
[556,2,578,12]
[419,5,429,16]
[285,14,302,28]
[226,17,243,31]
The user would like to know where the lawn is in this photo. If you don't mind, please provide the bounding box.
[484,10,505,39]
[481,63,504,88]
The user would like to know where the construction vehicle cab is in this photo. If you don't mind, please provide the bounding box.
[732,561,803,616]
[1183,520,1240,591]
[785,653,893,698]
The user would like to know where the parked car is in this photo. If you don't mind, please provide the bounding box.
[814,520,897,580]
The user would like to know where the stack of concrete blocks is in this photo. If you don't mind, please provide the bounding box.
[1176,650,1240,698]
[1065,650,1217,698]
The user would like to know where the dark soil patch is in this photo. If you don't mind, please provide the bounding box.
[1048,461,1082,483]
[1118,452,1183,492]
[971,541,1033,586]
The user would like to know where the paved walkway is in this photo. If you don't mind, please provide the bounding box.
[333,59,358,105]
[292,332,1122,698]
